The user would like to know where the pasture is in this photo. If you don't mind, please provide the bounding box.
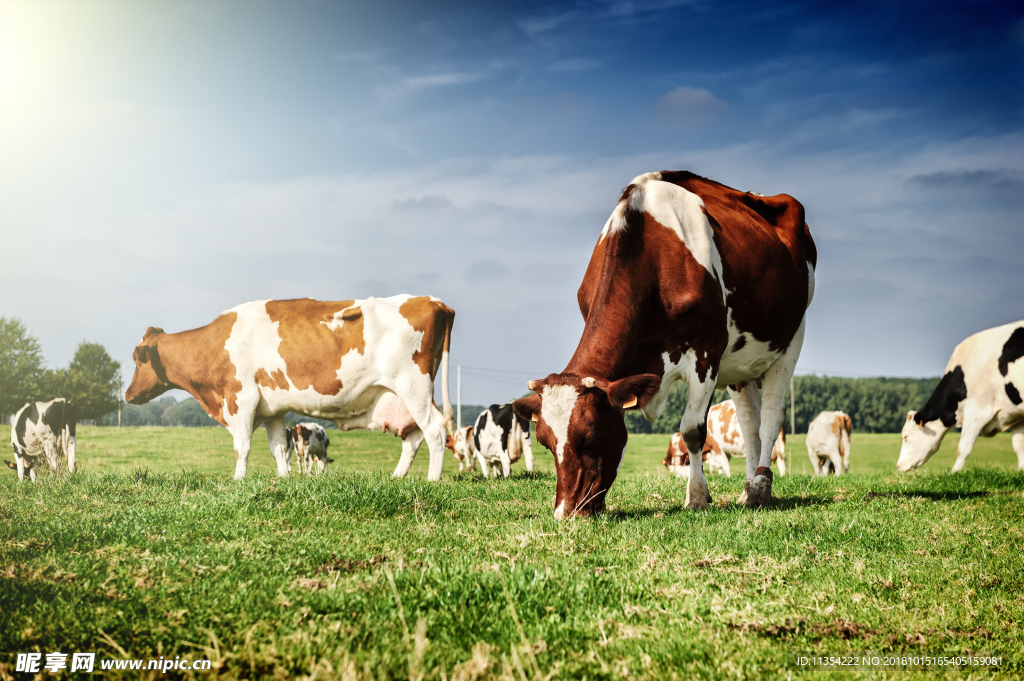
[2,424,1023,679]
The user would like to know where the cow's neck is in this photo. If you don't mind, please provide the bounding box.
[564,234,660,381]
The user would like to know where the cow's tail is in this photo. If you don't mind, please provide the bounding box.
[440,307,455,438]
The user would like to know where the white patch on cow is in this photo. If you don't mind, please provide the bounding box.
[553,499,566,520]
[541,384,578,464]
[806,260,816,307]
[212,294,450,481]
[717,325,779,388]
[599,172,663,241]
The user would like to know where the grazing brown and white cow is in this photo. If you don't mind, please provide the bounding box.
[898,321,1024,472]
[445,425,476,472]
[514,171,816,517]
[6,399,78,481]
[663,399,787,477]
[125,295,455,480]
[806,411,852,475]
[287,422,333,474]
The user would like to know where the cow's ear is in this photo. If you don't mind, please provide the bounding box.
[326,457,335,465]
[144,327,164,339]
[5,460,15,470]
[600,374,662,410]
[513,394,542,423]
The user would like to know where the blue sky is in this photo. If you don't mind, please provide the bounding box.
[1,0,1021,406]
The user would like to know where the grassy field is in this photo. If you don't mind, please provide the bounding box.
[1,424,1022,680]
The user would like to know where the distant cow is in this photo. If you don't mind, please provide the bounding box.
[473,404,534,478]
[6,399,78,481]
[663,400,786,477]
[287,423,333,474]
[806,411,852,475]
[445,426,476,472]
[515,171,815,517]
[125,295,455,480]
[898,321,1024,472]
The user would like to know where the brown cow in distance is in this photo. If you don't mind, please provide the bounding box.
[125,295,455,480]
[514,171,816,518]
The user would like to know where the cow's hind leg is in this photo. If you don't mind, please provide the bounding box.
[265,418,291,477]
[750,320,804,506]
[392,428,424,478]
[1012,425,1024,471]
[730,382,763,503]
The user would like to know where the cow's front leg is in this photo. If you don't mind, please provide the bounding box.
[66,433,77,474]
[232,430,254,480]
[498,449,512,478]
[680,371,717,510]
[951,408,992,472]
[265,418,291,477]
[393,428,424,478]
[15,454,27,482]
[522,440,535,474]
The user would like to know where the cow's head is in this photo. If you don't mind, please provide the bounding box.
[125,327,175,404]
[513,372,660,519]
[896,410,948,471]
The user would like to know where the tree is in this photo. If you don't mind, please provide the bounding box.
[0,317,45,416]
[41,342,120,423]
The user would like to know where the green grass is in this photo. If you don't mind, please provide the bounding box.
[1,424,1022,680]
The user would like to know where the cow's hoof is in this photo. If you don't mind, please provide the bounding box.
[684,488,711,510]
[743,467,774,508]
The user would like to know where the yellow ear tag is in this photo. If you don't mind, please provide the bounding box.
[622,396,638,409]
[531,413,538,422]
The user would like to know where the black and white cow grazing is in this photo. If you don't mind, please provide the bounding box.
[472,403,534,478]
[6,399,78,481]
[286,423,333,475]
[898,321,1024,472]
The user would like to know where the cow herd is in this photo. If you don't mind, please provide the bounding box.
[7,171,1024,519]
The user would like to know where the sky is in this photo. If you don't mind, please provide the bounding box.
[1,0,1022,407]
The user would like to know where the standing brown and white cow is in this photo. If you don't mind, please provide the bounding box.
[806,411,852,475]
[125,295,455,480]
[514,171,816,517]
[663,399,787,477]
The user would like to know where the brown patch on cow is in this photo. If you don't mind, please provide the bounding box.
[265,299,359,396]
[719,402,738,445]
[255,368,289,390]
[143,312,242,425]
[399,297,455,377]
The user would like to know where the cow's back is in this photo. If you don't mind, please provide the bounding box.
[662,172,817,349]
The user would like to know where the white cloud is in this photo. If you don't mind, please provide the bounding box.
[655,86,727,125]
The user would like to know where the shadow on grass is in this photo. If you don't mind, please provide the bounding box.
[861,490,1020,503]
[606,494,836,520]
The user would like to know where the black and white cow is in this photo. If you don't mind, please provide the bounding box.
[286,422,333,474]
[6,399,78,481]
[472,403,534,478]
[898,321,1024,472]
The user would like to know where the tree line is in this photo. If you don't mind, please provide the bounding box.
[624,374,942,435]
[3,315,940,433]
[1,317,120,423]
